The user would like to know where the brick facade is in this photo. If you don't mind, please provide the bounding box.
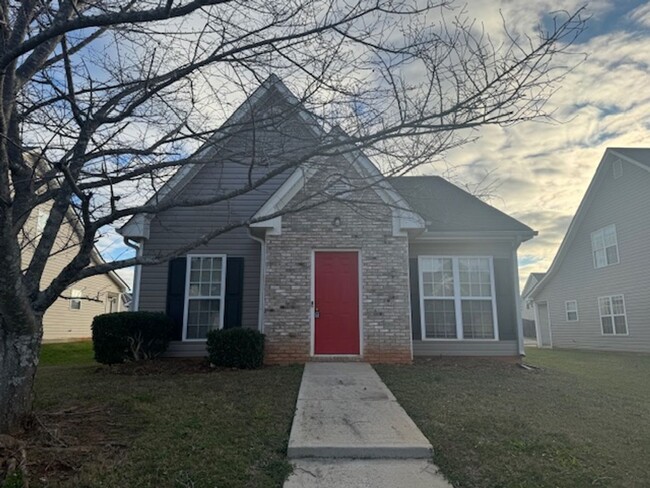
[263,157,412,364]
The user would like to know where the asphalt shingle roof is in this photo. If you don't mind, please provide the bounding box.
[390,176,533,234]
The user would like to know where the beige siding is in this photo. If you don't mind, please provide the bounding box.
[535,158,650,352]
[21,206,125,342]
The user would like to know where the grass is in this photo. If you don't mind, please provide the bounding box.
[39,341,94,366]
[29,343,303,488]
[376,348,650,488]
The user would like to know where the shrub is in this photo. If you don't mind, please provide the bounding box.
[92,311,173,364]
[206,328,265,369]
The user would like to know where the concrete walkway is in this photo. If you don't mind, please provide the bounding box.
[284,363,452,487]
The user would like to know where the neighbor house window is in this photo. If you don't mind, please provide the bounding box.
[69,289,82,310]
[565,300,578,322]
[184,255,226,340]
[591,224,619,268]
[36,208,48,234]
[598,295,628,335]
[419,256,498,340]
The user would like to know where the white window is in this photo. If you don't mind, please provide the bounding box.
[598,295,628,335]
[613,160,623,179]
[565,300,578,322]
[183,255,226,340]
[419,256,498,340]
[591,224,619,269]
[36,208,48,234]
[69,289,82,310]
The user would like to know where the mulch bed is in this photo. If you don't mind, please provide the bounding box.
[97,357,215,375]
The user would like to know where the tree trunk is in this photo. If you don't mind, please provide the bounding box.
[0,325,42,434]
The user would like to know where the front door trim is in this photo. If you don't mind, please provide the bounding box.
[310,249,363,357]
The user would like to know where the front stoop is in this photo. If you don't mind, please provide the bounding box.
[284,363,451,487]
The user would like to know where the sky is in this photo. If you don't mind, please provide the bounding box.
[98,0,650,289]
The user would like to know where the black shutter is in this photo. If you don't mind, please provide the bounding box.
[166,257,187,340]
[409,258,421,340]
[223,257,244,329]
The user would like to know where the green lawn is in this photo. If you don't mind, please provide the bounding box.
[28,343,303,488]
[39,340,94,366]
[376,348,650,488]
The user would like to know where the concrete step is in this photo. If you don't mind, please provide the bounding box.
[284,459,453,488]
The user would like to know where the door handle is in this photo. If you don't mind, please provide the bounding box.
[314,308,320,319]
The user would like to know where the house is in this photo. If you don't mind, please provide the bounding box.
[520,272,545,339]
[21,204,129,342]
[119,75,535,363]
[529,148,650,352]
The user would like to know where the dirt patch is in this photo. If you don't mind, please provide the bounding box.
[96,357,214,375]
[10,403,138,487]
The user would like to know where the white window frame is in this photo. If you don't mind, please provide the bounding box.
[418,256,499,341]
[36,208,48,234]
[69,289,82,310]
[598,295,629,336]
[591,224,619,269]
[182,254,227,342]
[565,300,579,322]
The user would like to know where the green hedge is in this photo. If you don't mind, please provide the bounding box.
[206,328,265,369]
[92,311,173,364]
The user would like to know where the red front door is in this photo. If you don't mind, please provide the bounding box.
[314,251,360,355]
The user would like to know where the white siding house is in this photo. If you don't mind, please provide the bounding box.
[529,148,650,352]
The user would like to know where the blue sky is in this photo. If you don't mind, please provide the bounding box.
[99,0,650,288]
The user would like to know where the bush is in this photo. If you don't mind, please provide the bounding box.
[206,328,265,369]
[92,311,173,364]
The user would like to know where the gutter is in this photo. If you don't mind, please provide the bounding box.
[511,237,526,357]
[123,237,143,311]
[247,229,266,333]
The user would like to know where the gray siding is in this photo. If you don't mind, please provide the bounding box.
[535,158,650,352]
[408,239,521,356]
[139,87,319,342]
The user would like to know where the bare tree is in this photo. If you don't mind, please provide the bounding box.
[0,0,585,435]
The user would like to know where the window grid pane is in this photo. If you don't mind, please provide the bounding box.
[423,299,457,339]
[189,256,223,297]
[599,295,627,335]
[591,225,619,268]
[458,258,491,297]
[461,300,494,339]
[421,258,454,298]
[186,256,224,339]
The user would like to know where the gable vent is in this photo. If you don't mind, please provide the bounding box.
[613,159,623,179]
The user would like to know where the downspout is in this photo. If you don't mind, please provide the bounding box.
[248,230,266,333]
[123,237,143,312]
[512,237,525,357]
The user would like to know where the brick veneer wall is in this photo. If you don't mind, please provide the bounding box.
[263,158,412,364]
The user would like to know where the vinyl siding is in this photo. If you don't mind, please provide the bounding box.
[535,158,650,352]
[21,207,125,342]
[408,239,521,356]
[138,87,318,343]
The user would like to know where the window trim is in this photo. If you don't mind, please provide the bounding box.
[418,256,499,341]
[565,300,579,322]
[182,254,227,342]
[69,289,82,311]
[591,224,619,269]
[598,294,629,336]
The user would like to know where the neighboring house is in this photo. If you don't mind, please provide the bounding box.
[119,75,536,363]
[529,148,650,352]
[21,205,129,342]
[520,272,545,339]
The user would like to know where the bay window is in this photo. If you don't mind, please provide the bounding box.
[419,256,498,340]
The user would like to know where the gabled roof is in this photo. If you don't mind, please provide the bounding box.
[389,176,535,237]
[521,272,545,298]
[250,128,425,236]
[530,147,650,298]
[119,74,324,239]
